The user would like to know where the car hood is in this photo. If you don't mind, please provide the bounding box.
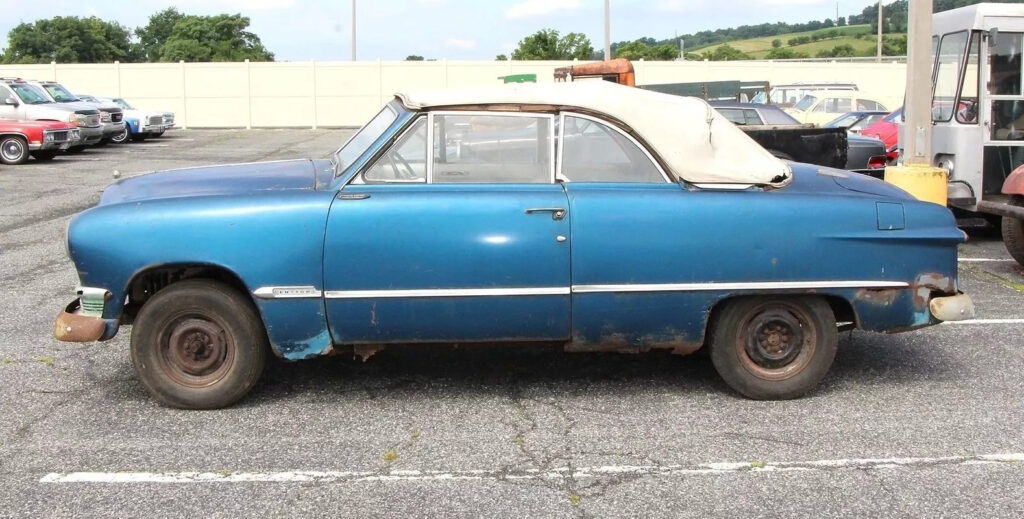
[99,159,318,205]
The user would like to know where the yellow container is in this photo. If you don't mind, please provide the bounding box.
[883,164,948,206]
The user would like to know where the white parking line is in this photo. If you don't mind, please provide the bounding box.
[943,318,1024,325]
[39,453,1024,484]
[959,258,1015,263]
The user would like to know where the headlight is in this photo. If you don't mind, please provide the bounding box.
[67,113,81,126]
[43,132,54,143]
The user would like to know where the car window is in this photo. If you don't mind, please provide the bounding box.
[812,99,830,113]
[760,107,800,125]
[8,84,50,104]
[43,84,79,102]
[827,114,859,128]
[933,31,968,122]
[716,108,760,125]
[433,113,552,184]
[794,95,817,111]
[849,114,884,130]
[333,104,398,174]
[559,115,664,183]
[364,118,427,183]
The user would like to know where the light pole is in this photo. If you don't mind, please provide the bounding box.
[876,0,883,62]
[351,0,357,61]
[604,0,611,61]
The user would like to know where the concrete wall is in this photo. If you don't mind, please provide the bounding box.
[0,60,908,128]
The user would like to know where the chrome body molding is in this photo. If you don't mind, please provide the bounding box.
[316,281,910,299]
[253,286,323,299]
[323,287,571,299]
[570,280,910,294]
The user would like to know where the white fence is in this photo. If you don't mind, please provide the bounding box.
[0,60,909,128]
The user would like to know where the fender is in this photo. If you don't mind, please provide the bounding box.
[1003,164,1024,195]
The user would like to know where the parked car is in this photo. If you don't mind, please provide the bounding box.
[25,80,125,144]
[751,81,858,108]
[785,91,890,126]
[54,82,973,409]
[710,102,886,173]
[823,111,889,132]
[861,108,902,162]
[0,78,103,149]
[82,96,173,143]
[0,119,80,164]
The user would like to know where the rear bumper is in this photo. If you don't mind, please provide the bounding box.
[929,292,975,322]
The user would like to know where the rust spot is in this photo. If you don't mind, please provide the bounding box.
[771,258,778,266]
[855,288,898,306]
[52,303,105,343]
[353,344,385,362]
[911,272,954,310]
[565,332,703,356]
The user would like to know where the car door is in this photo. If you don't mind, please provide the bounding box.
[0,85,25,120]
[323,111,572,344]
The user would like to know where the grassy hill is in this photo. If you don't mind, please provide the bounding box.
[690,25,877,59]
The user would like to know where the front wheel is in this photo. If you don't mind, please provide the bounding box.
[131,280,268,409]
[709,296,837,400]
[1003,196,1024,266]
[111,126,130,144]
[0,135,29,165]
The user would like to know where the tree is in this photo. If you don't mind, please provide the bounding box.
[135,8,186,62]
[771,39,782,48]
[495,54,508,61]
[701,44,749,61]
[511,29,593,60]
[136,11,273,62]
[405,55,424,61]
[2,16,136,64]
[614,40,678,61]
[766,47,806,59]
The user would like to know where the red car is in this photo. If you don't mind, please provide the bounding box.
[861,108,902,162]
[0,119,80,165]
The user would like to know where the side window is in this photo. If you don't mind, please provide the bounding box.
[742,109,763,125]
[955,31,980,124]
[933,31,969,122]
[812,99,830,113]
[856,99,877,111]
[716,108,746,125]
[432,114,552,184]
[364,118,427,182]
[560,115,664,183]
[834,98,852,112]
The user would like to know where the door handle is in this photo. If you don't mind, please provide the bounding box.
[524,207,567,220]
[337,193,370,200]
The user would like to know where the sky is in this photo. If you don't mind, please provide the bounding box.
[0,0,891,61]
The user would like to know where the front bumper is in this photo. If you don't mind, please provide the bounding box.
[75,125,104,146]
[929,292,975,322]
[102,121,126,138]
[53,287,118,342]
[28,129,80,151]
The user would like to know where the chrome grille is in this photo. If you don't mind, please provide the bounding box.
[100,112,112,123]
[84,114,101,127]
[148,115,163,126]
[111,112,123,123]
[48,130,70,143]
[80,298,104,315]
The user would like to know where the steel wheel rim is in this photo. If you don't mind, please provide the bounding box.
[1,139,24,162]
[113,128,128,143]
[735,302,817,381]
[158,313,235,388]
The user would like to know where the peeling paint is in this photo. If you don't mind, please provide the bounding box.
[278,329,333,361]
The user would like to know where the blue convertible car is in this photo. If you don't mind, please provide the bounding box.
[55,82,974,408]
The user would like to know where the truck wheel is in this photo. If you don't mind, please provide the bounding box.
[131,279,268,409]
[31,150,58,161]
[0,135,29,165]
[709,296,837,400]
[1003,196,1024,266]
[111,127,130,144]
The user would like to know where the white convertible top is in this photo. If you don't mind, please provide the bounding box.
[396,81,791,186]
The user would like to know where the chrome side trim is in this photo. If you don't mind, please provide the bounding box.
[571,281,910,294]
[253,286,323,299]
[324,287,571,299]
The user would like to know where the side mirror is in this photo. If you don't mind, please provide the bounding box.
[2,97,18,107]
[988,27,1000,47]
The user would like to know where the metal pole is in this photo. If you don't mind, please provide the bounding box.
[351,0,357,61]
[604,0,611,60]
[903,0,933,164]
[876,0,883,62]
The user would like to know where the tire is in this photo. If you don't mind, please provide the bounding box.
[0,135,29,165]
[111,127,130,144]
[709,296,837,400]
[1003,195,1024,267]
[31,150,58,161]
[131,279,268,409]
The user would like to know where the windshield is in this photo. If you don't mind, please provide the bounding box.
[43,84,80,102]
[884,109,903,123]
[113,98,133,110]
[750,91,767,104]
[332,103,399,176]
[793,95,817,111]
[9,84,50,104]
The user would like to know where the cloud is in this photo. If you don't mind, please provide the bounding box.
[505,0,582,19]
[445,38,477,50]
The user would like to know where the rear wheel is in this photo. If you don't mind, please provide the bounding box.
[0,135,29,165]
[131,279,268,409]
[1003,196,1024,266]
[31,150,58,161]
[710,296,837,400]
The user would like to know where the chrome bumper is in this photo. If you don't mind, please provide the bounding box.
[53,287,116,342]
[929,292,975,322]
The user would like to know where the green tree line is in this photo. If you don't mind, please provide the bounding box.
[1,8,273,64]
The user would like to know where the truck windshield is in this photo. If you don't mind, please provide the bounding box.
[113,98,134,110]
[10,84,50,104]
[44,84,80,102]
[332,103,399,176]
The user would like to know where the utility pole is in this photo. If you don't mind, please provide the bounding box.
[876,0,883,62]
[351,0,357,61]
[604,0,611,61]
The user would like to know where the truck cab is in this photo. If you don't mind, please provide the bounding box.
[930,3,1024,264]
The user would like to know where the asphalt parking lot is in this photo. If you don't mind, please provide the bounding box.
[1,130,1023,518]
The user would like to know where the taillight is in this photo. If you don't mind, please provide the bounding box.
[868,156,886,169]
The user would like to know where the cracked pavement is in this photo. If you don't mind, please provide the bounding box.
[1,130,1023,518]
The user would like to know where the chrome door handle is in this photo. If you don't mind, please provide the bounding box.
[337,193,370,200]
[524,207,566,220]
